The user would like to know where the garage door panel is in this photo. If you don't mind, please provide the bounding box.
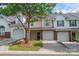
[43,31,54,41]
[76,32,79,41]
[13,29,24,39]
[57,32,69,42]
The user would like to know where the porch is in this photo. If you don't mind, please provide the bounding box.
[30,30,42,40]
[69,31,79,42]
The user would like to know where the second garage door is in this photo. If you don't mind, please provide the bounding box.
[43,31,54,41]
[57,32,69,42]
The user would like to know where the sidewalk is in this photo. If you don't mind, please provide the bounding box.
[0,51,79,56]
[0,45,9,51]
[0,41,79,56]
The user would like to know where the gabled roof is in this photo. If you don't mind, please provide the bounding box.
[0,14,11,23]
[0,15,20,23]
[63,13,79,20]
[7,16,17,22]
[48,12,79,20]
[47,14,56,20]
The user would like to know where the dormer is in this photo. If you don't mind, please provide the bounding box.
[55,11,65,20]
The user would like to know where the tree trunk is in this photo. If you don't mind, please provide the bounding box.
[22,14,34,47]
[27,30,30,40]
[26,14,31,40]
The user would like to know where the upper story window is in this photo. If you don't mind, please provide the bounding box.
[31,22,34,26]
[11,21,15,24]
[45,22,49,26]
[57,20,64,27]
[69,20,77,27]
[45,20,49,26]
[0,26,5,36]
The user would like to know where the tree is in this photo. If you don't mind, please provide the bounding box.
[0,3,55,45]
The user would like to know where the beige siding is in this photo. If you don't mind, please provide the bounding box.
[30,31,37,40]
[30,21,42,28]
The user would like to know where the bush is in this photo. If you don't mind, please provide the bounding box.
[34,40,43,47]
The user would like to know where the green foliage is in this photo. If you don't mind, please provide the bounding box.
[0,3,55,20]
[0,3,55,40]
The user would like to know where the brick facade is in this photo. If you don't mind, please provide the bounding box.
[0,32,11,40]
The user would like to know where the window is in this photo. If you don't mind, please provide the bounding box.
[69,20,77,27]
[52,20,54,27]
[31,22,34,26]
[11,21,15,24]
[57,20,64,27]
[45,22,49,26]
[45,20,49,26]
[0,26,5,36]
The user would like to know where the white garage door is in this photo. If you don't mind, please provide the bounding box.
[43,31,54,41]
[13,29,25,39]
[76,32,79,41]
[57,32,69,42]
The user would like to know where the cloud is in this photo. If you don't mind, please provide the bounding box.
[52,3,79,13]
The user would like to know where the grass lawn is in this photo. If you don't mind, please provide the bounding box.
[9,40,43,51]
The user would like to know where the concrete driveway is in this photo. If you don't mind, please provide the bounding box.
[40,41,79,53]
[40,41,70,52]
[0,45,9,51]
[62,42,79,52]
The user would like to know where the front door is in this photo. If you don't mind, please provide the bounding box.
[37,32,41,40]
[71,32,76,41]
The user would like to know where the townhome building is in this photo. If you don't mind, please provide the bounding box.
[29,12,79,42]
[0,3,79,42]
[0,13,26,41]
[0,12,79,43]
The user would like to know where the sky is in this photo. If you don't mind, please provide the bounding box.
[52,3,79,13]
